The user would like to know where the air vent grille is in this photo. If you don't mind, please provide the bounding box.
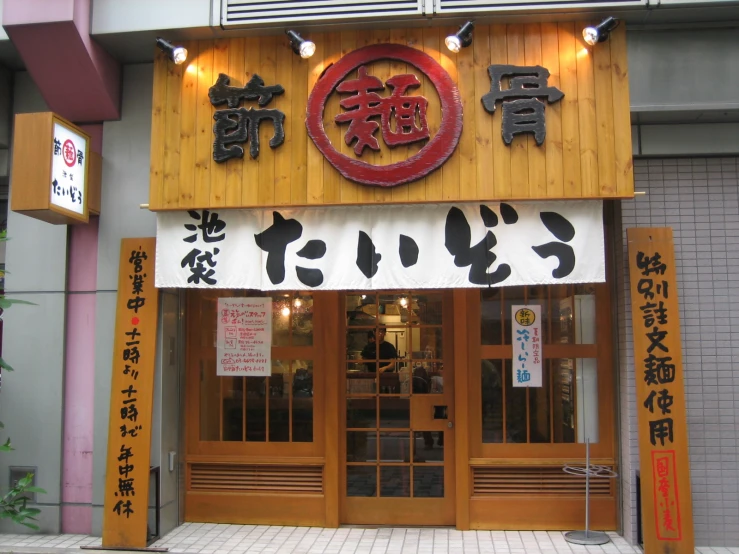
[434,0,646,12]
[190,463,324,494]
[223,0,423,26]
[472,466,614,496]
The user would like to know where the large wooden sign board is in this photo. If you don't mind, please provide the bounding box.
[627,227,693,553]
[102,238,159,548]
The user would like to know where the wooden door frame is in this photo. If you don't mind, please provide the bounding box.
[336,290,458,526]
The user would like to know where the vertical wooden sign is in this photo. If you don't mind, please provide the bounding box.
[627,227,693,553]
[102,238,159,548]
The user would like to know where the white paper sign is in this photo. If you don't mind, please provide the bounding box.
[156,201,605,291]
[50,122,87,215]
[511,305,542,387]
[216,297,272,376]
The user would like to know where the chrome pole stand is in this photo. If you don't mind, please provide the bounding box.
[563,439,618,545]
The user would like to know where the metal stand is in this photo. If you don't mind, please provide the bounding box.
[563,439,618,545]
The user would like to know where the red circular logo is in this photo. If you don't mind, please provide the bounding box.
[306,44,463,188]
[62,139,76,167]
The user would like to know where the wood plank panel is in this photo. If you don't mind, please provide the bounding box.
[163,44,185,209]
[524,24,546,198]
[306,35,326,205]
[274,38,293,206]
[506,25,528,198]
[209,39,229,207]
[225,38,245,207]
[339,31,360,205]
[194,41,214,208]
[473,25,494,200]
[242,38,260,206]
[470,496,616,530]
[593,35,616,196]
[540,23,564,199]
[457,27,477,201]
[490,24,511,199]
[423,27,443,202]
[149,24,634,211]
[558,23,582,198]
[440,25,460,202]
[290,36,309,206]
[187,492,325,526]
[257,36,277,206]
[148,52,168,208]
[576,28,599,198]
[405,26,427,203]
[609,26,634,197]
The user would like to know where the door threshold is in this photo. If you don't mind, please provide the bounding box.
[340,524,455,529]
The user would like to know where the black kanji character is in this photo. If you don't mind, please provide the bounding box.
[444,205,514,286]
[118,445,134,463]
[127,296,146,313]
[644,389,674,415]
[636,251,667,276]
[212,108,285,162]
[130,274,145,295]
[640,301,668,328]
[531,211,576,278]
[120,404,139,422]
[255,212,303,285]
[123,346,140,364]
[184,210,226,243]
[181,248,220,286]
[649,418,674,446]
[112,499,134,518]
[118,463,135,478]
[643,354,676,385]
[646,326,669,354]
[116,478,135,497]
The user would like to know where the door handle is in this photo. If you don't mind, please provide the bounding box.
[448,421,453,428]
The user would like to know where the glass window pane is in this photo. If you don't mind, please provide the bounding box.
[200,359,220,441]
[529,364,551,443]
[347,466,376,497]
[269,361,289,442]
[379,326,404,362]
[551,285,574,344]
[482,359,503,443]
[379,397,409,428]
[413,432,444,462]
[380,432,411,462]
[503,287,526,344]
[481,288,503,345]
[413,294,443,325]
[348,328,374,363]
[526,286,549,343]
[504,360,527,443]
[413,467,444,498]
[222,377,243,441]
[347,363,376,394]
[245,376,266,441]
[575,358,599,443]
[553,359,576,443]
[271,293,291,346]
[347,398,376,428]
[292,360,313,442]
[412,328,443,360]
[347,294,377,326]
[292,295,313,346]
[347,431,376,462]
[380,466,410,497]
[573,287,596,345]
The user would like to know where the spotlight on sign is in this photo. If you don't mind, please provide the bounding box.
[582,17,619,46]
[286,30,316,59]
[445,21,474,53]
[156,37,188,65]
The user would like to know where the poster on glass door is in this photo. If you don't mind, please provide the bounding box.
[511,305,542,387]
[216,297,272,376]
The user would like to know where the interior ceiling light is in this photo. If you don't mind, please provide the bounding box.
[156,37,188,65]
[582,17,620,46]
[286,30,316,59]
[445,21,474,53]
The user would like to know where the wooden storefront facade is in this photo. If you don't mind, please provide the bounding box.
[150,21,633,530]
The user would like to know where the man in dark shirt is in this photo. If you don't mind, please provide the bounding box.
[360,327,397,372]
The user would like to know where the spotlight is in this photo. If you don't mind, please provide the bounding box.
[286,30,316,59]
[156,37,188,65]
[582,17,620,46]
[445,21,474,53]
[281,306,291,317]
